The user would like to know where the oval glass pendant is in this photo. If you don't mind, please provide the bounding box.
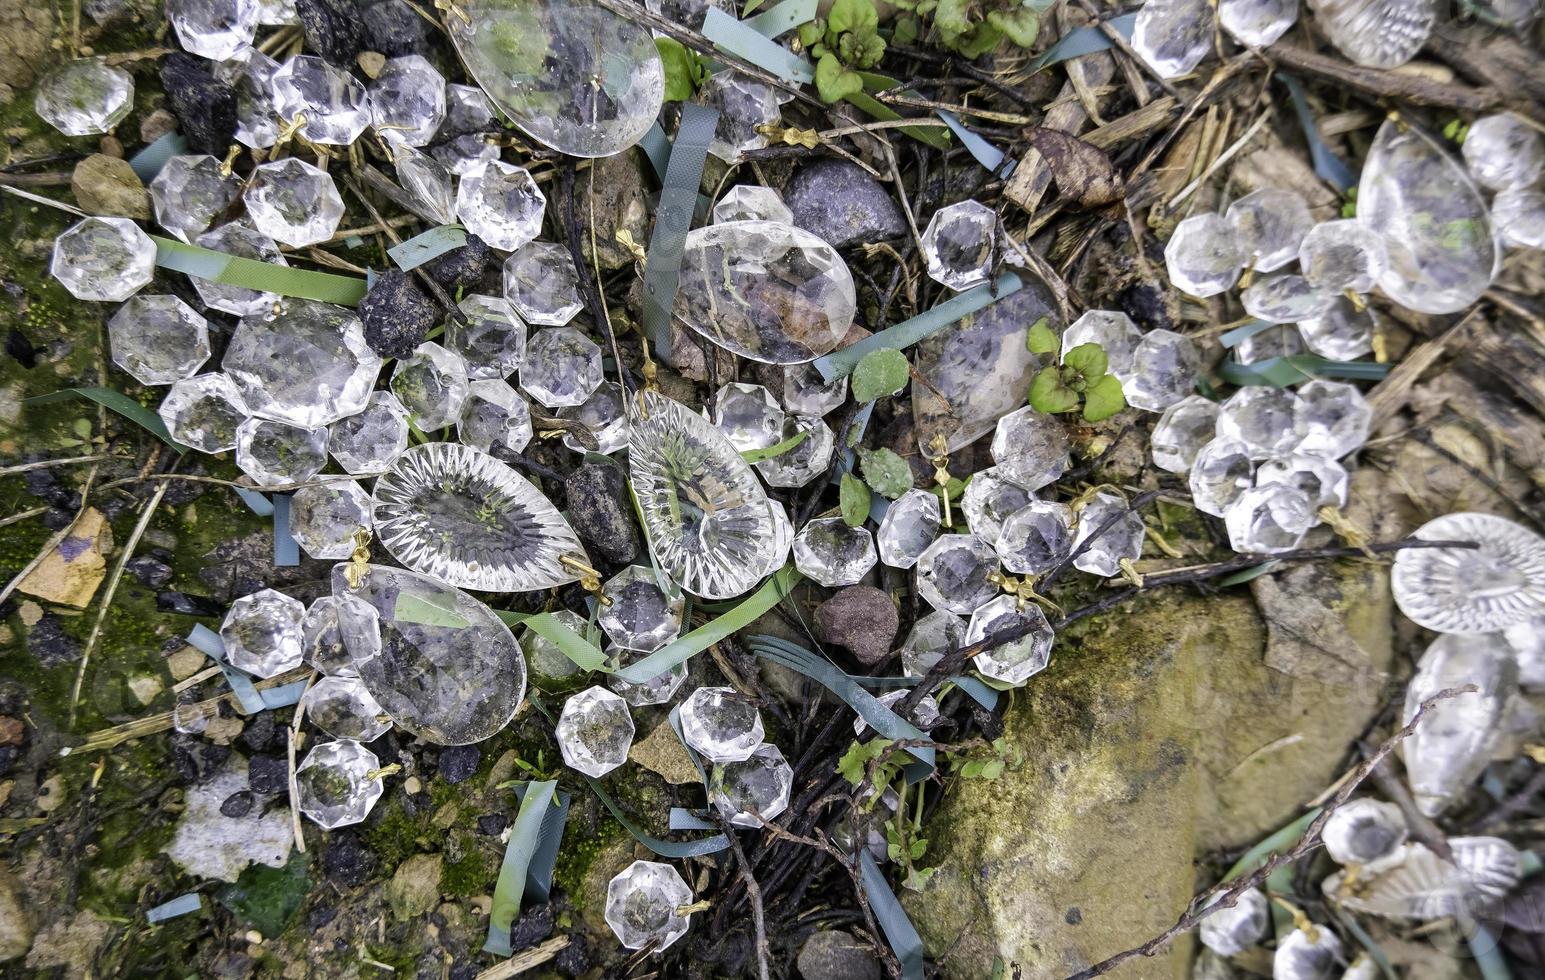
[1391,512,1545,634]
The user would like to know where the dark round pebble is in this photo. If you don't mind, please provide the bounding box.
[323,830,375,887]
[160,54,239,157]
[220,791,255,817]
[295,0,365,66]
[475,814,507,836]
[240,710,278,752]
[437,744,480,783]
[424,234,492,291]
[127,556,175,589]
[1118,282,1173,333]
[362,0,430,56]
[359,269,439,359]
[171,735,231,784]
[508,903,554,952]
[247,753,289,795]
[27,614,81,668]
[814,586,899,667]
[157,591,227,616]
[554,933,589,978]
[0,746,20,780]
[563,461,640,566]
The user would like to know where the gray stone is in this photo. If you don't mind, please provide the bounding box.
[71,154,149,219]
[386,853,442,920]
[564,460,639,565]
[814,585,899,666]
[0,870,31,962]
[784,159,907,248]
[797,930,882,980]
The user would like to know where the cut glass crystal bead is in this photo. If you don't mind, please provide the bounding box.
[1072,493,1144,577]
[150,155,242,242]
[916,534,1000,615]
[522,609,587,682]
[391,341,470,431]
[109,295,210,385]
[1391,513,1545,634]
[1294,380,1370,459]
[680,686,763,763]
[1241,274,1335,324]
[605,861,693,951]
[302,675,391,741]
[1298,219,1389,294]
[455,160,545,252]
[1400,632,1517,815]
[271,55,370,145]
[194,222,287,316]
[606,646,687,706]
[1198,887,1269,956]
[1255,454,1349,510]
[711,743,792,827]
[372,443,587,593]
[713,383,785,453]
[221,588,305,678]
[369,55,447,147]
[1189,438,1257,517]
[599,565,684,653]
[629,390,777,599]
[921,201,996,291]
[677,221,857,364]
[328,390,410,475]
[699,70,780,164]
[289,478,371,559]
[223,300,381,426]
[1273,924,1343,980]
[243,158,346,247]
[1216,387,1304,459]
[560,380,628,455]
[1218,0,1296,46]
[159,373,249,453]
[1151,395,1220,474]
[792,517,877,588]
[780,363,847,417]
[1125,329,1202,413]
[996,501,1074,576]
[35,59,134,136]
[503,241,583,326]
[877,489,941,569]
[556,686,635,776]
[855,690,940,736]
[230,49,281,148]
[754,415,836,489]
[447,295,527,381]
[713,184,792,225]
[296,739,384,829]
[1164,213,1243,298]
[1224,484,1315,554]
[167,0,259,61]
[1226,188,1313,273]
[961,468,1032,545]
[392,143,456,224]
[1297,296,1376,361]
[1494,189,1545,250]
[967,595,1053,686]
[1132,0,1215,77]
[303,595,370,676]
[1235,323,1305,365]
[901,609,966,677]
[1062,311,1141,381]
[235,417,329,487]
[459,379,533,454]
[333,563,527,744]
[520,327,603,409]
[990,406,1070,492]
[1462,113,1544,192]
[51,217,156,302]
[1322,798,1407,866]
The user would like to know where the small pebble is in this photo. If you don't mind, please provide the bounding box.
[247,754,289,795]
[295,0,365,66]
[814,586,899,666]
[437,744,480,783]
[424,234,492,291]
[359,269,439,359]
[220,790,255,817]
[160,53,239,157]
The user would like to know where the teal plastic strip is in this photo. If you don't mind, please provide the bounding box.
[669,807,717,831]
[387,225,468,271]
[129,132,188,183]
[1220,355,1391,387]
[1282,74,1356,193]
[812,271,1024,383]
[271,493,299,567]
[584,776,731,857]
[259,679,308,709]
[147,892,203,923]
[519,784,570,904]
[859,850,924,980]
[186,625,267,714]
[937,110,1015,177]
[484,779,559,956]
[702,7,814,83]
[1219,319,1277,348]
[641,104,720,358]
[746,0,817,36]
[640,119,671,182]
[1029,13,1138,74]
[234,488,274,517]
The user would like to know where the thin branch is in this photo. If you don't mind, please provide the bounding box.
[715,814,771,980]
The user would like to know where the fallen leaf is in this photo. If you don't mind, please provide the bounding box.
[1025,127,1125,209]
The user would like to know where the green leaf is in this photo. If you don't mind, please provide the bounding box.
[857,447,914,499]
[815,52,865,103]
[27,387,186,452]
[838,738,890,785]
[656,38,701,102]
[827,0,878,36]
[891,12,920,44]
[953,22,1003,58]
[797,19,826,48]
[742,0,766,14]
[1082,373,1127,422]
[1025,317,1058,355]
[840,473,872,526]
[986,6,1040,47]
[933,0,970,35]
[1028,367,1080,414]
[1063,342,1108,381]
[851,348,910,402]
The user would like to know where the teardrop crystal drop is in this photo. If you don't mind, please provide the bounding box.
[628,390,777,599]
[1307,0,1435,69]
[1400,632,1517,816]
[1358,119,1499,314]
[446,0,664,157]
[371,442,587,592]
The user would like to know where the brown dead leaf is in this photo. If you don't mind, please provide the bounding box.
[1025,127,1125,210]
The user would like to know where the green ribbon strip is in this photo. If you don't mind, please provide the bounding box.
[146,892,203,923]
[859,850,925,980]
[153,236,369,306]
[504,611,609,671]
[129,132,188,183]
[1029,13,1138,74]
[1218,318,1278,349]
[1219,355,1390,387]
[1281,75,1356,193]
[26,387,187,453]
[641,104,720,357]
[387,225,468,271]
[850,72,952,151]
[584,775,731,856]
[614,566,802,683]
[702,7,815,83]
[812,271,1024,383]
[484,779,561,956]
[745,0,817,36]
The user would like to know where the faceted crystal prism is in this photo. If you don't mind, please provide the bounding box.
[289,479,371,559]
[522,609,587,682]
[333,563,527,744]
[194,222,288,316]
[713,185,793,225]
[1309,0,1435,69]
[761,501,795,578]
[1188,438,1256,517]
[271,56,370,145]
[556,686,635,777]
[1241,274,1334,324]
[560,381,628,454]
[243,159,346,247]
[459,380,533,454]
[35,59,134,136]
[877,490,941,569]
[372,443,587,593]
[990,407,1070,491]
[1494,189,1545,250]
[1217,387,1303,459]
[1125,330,1202,413]
[51,217,156,302]
[1224,485,1315,553]
[780,363,847,418]
[901,610,966,677]
[1273,925,1343,980]
[1198,888,1269,956]
[1400,633,1517,815]
[599,565,684,652]
[1322,798,1407,866]
[677,221,857,363]
[159,373,249,453]
[1294,380,1370,459]
[392,143,456,224]
[109,295,210,385]
[1298,296,1376,361]
[168,0,259,60]
[681,686,764,763]
[605,861,694,951]
[455,160,545,252]
[711,743,793,827]
[303,595,370,676]
[1358,119,1498,314]
[921,201,996,291]
[967,596,1053,686]
[1391,513,1545,634]
[856,690,940,736]
[296,740,384,829]
[700,71,781,163]
[302,675,391,741]
[1164,214,1243,297]
[1151,395,1220,473]
[606,646,688,706]
[996,501,1074,575]
[916,534,1001,614]
[391,342,470,431]
[520,327,603,409]
[1226,189,1313,273]
[1256,454,1349,510]
[1132,0,1215,77]
[236,417,329,486]
[221,588,305,678]
[223,300,381,426]
[793,518,878,588]
[447,0,664,158]
[961,468,1032,545]
[628,391,776,599]
[1218,0,1296,46]
[1072,493,1145,577]
[1462,113,1544,192]
[1235,323,1305,364]
[433,134,500,177]
[369,56,446,146]
[328,391,410,475]
[712,383,785,453]
[229,49,281,148]
[150,155,242,242]
[1062,311,1141,381]
[755,416,836,488]
[448,295,527,380]
[1298,220,1389,294]
[503,241,583,326]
